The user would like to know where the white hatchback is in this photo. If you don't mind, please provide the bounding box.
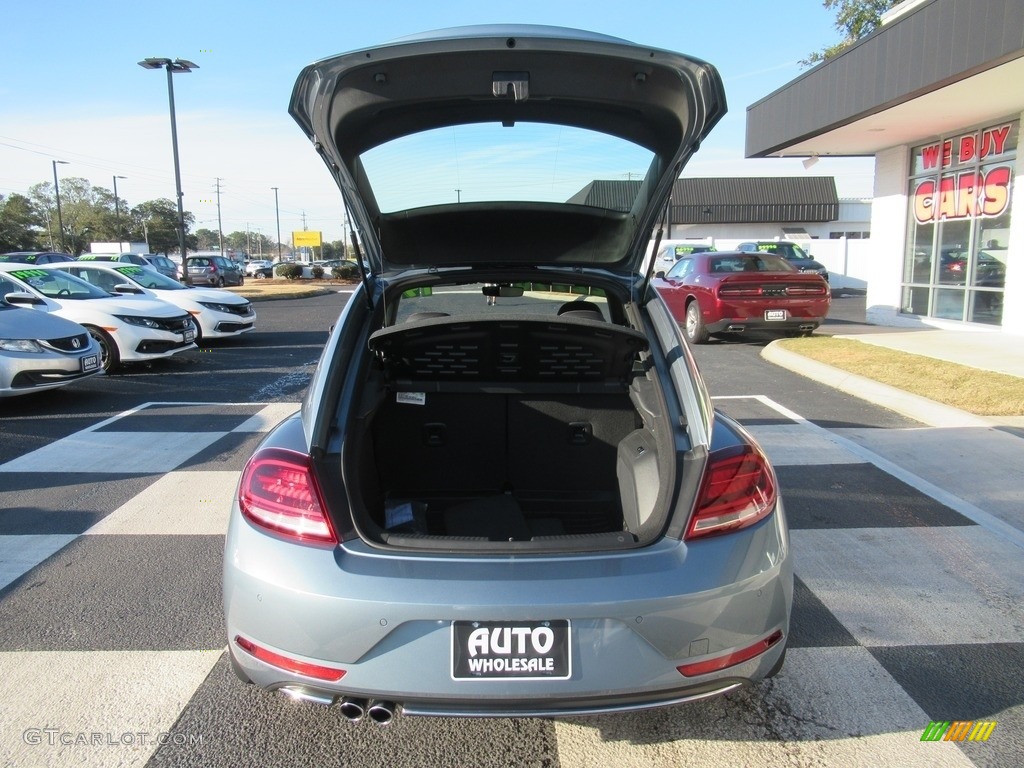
[0,264,196,372]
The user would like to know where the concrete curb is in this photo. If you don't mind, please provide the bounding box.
[761,341,993,428]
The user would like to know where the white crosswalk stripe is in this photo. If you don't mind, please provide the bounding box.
[0,398,1019,768]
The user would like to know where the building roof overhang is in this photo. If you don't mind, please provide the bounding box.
[745,0,1024,159]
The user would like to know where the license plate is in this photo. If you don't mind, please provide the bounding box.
[81,354,100,372]
[452,620,571,680]
[183,328,196,343]
[765,309,788,321]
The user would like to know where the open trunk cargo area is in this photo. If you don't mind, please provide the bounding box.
[348,313,677,551]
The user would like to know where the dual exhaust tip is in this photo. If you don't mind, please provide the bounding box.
[341,697,397,726]
[278,688,397,725]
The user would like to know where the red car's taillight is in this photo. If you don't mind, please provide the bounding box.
[238,448,337,544]
[785,284,829,296]
[686,444,777,540]
[718,285,762,297]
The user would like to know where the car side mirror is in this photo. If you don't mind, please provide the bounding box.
[3,291,44,306]
[114,284,143,294]
[654,271,666,279]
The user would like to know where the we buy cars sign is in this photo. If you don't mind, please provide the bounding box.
[912,122,1015,224]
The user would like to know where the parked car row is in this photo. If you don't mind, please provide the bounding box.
[241,258,363,280]
[1,250,252,288]
[77,252,181,281]
[245,259,275,279]
[0,258,257,395]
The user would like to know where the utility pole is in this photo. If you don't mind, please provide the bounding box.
[113,175,127,248]
[215,177,224,257]
[52,160,69,252]
[272,187,282,261]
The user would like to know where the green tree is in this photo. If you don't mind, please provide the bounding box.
[129,199,195,256]
[803,0,900,67]
[321,239,349,260]
[247,231,274,258]
[194,228,221,250]
[225,231,254,255]
[25,177,127,255]
[0,193,43,252]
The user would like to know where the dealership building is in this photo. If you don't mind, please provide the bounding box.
[745,0,1024,334]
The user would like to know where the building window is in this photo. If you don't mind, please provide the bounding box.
[902,120,1016,326]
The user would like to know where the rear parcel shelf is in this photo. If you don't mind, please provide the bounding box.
[368,315,649,389]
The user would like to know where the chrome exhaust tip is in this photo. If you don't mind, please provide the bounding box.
[367,700,397,726]
[339,697,367,722]
[278,686,335,706]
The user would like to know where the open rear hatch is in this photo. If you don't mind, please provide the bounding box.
[289,25,727,290]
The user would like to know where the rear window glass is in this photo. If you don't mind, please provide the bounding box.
[360,123,654,214]
[395,282,609,323]
[709,255,796,273]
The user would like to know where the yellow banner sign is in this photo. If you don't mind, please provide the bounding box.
[293,230,322,247]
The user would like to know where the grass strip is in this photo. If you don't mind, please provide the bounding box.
[776,336,1024,416]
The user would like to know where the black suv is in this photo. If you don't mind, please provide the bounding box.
[736,241,829,281]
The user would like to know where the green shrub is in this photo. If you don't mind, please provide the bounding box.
[332,263,361,280]
[280,263,304,280]
[311,265,325,279]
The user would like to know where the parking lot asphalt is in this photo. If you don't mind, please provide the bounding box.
[763,306,1024,547]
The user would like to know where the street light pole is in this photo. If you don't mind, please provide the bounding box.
[113,175,127,249]
[52,160,69,252]
[138,57,198,283]
[272,187,282,261]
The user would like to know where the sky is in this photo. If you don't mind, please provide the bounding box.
[1,0,877,246]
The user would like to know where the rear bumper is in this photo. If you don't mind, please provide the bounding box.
[705,316,825,335]
[224,503,792,715]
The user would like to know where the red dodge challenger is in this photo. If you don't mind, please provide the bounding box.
[654,250,831,344]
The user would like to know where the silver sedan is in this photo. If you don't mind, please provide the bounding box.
[0,298,102,397]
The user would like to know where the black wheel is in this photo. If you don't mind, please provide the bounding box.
[254,271,267,280]
[216,277,225,288]
[684,300,709,344]
[238,276,244,286]
[87,326,120,372]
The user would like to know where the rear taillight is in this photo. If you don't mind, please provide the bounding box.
[238,448,337,544]
[785,284,829,296]
[718,285,762,297]
[686,444,777,540]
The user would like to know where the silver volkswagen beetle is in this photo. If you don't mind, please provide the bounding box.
[223,25,792,723]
